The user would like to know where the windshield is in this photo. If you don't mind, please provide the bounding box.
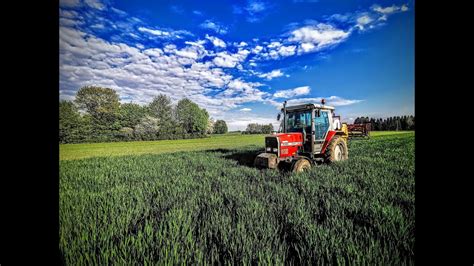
[286,111,312,133]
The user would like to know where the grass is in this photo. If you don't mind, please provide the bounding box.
[60,131,415,264]
[60,131,412,161]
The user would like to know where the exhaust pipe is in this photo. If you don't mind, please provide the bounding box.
[283,100,287,133]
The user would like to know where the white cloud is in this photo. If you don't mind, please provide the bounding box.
[252,45,264,54]
[372,5,401,14]
[138,26,192,40]
[237,42,248,47]
[244,0,270,23]
[326,13,351,22]
[111,7,127,16]
[277,45,296,57]
[199,20,228,34]
[240,108,252,112]
[246,0,267,13]
[185,40,207,48]
[84,0,105,10]
[258,69,284,80]
[289,24,350,54]
[212,49,249,68]
[60,9,79,19]
[371,4,409,17]
[273,86,310,98]
[357,15,373,27]
[213,52,239,68]
[300,42,315,53]
[60,0,80,8]
[206,35,226,48]
[285,96,363,106]
[138,27,170,37]
[267,41,281,49]
[175,47,199,59]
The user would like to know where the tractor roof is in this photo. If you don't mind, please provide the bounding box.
[283,103,335,112]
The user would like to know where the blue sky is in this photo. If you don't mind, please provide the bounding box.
[59,0,414,130]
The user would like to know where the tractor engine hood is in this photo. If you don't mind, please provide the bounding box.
[265,132,303,158]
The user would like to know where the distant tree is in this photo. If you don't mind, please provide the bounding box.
[406,115,414,130]
[59,101,82,143]
[117,127,134,140]
[214,120,228,134]
[207,118,215,134]
[75,86,121,139]
[244,123,272,134]
[261,123,274,134]
[75,86,120,121]
[148,94,175,138]
[134,115,160,140]
[118,103,147,129]
[176,98,209,136]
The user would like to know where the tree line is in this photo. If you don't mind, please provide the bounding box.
[353,115,415,131]
[60,86,228,143]
[243,123,274,134]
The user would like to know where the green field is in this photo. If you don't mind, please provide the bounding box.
[60,131,415,264]
[60,131,412,161]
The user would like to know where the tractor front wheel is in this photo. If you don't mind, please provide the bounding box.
[325,136,348,163]
[292,158,311,173]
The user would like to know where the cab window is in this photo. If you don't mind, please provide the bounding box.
[314,111,329,139]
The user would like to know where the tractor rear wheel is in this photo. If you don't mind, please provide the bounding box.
[292,158,311,173]
[325,136,348,163]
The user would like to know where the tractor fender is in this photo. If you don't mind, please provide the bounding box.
[292,155,314,165]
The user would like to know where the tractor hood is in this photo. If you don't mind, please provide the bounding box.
[265,132,303,158]
[274,132,303,144]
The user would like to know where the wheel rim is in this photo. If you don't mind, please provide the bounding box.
[301,164,310,172]
[335,144,343,161]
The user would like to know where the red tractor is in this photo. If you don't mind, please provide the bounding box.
[254,100,349,172]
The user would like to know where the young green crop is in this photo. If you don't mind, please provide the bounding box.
[60,132,415,264]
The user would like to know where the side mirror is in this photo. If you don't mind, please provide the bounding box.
[277,113,281,121]
[316,110,321,117]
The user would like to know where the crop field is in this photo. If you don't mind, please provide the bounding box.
[59,131,415,264]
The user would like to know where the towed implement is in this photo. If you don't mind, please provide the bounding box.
[254,99,349,173]
[347,123,371,139]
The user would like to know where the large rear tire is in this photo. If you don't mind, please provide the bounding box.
[325,136,348,163]
[292,158,311,173]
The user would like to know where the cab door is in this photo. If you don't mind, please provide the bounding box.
[313,110,330,153]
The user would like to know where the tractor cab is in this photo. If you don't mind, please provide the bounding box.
[255,100,349,172]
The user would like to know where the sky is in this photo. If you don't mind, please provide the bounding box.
[59,0,414,131]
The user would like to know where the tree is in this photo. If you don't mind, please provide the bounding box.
[148,94,175,139]
[118,103,147,129]
[134,115,160,140]
[207,118,215,134]
[175,98,209,136]
[74,86,121,139]
[406,115,414,130]
[59,101,82,143]
[244,123,271,134]
[213,120,228,134]
[75,86,120,120]
[261,123,274,134]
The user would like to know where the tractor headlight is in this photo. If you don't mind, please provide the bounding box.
[272,148,278,153]
[266,147,271,152]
